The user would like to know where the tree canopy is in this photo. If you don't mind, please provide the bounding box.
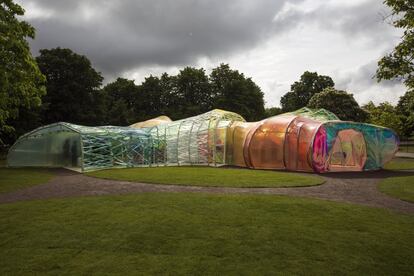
[376,0,414,91]
[102,78,138,125]
[363,101,404,136]
[36,48,104,125]
[100,64,266,125]
[396,90,414,137]
[0,0,45,142]
[280,71,334,112]
[308,87,368,122]
[210,64,265,121]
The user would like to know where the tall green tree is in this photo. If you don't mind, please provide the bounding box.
[265,107,283,118]
[280,71,334,112]
[102,78,139,125]
[137,75,165,119]
[308,87,368,122]
[36,48,104,125]
[377,0,414,91]
[363,101,404,135]
[0,0,45,143]
[210,64,265,121]
[396,90,414,137]
[173,67,212,118]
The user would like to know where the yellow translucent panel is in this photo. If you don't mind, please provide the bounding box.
[227,122,256,167]
[130,116,172,128]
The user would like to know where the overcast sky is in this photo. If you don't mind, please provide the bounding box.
[17,0,405,107]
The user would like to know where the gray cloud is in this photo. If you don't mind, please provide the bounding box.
[273,0,399,46]
[335,59,405,105]
[17,0,404,105]
[19,0,300,76]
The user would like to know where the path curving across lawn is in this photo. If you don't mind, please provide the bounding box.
[86,167,324,188]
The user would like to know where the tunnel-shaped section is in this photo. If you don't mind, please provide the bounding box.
[148,109,245,166]
[7,123,152,171]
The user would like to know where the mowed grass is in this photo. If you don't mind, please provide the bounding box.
[379,176,414,203]
[0,168,53,194]
[0,193,413,275]
[384,158,414,170]
[87,166,324,188]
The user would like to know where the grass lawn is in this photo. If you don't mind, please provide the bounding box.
[384,158,414,170]
[379,176,414,203]
[87,166,324,188]
[0,168,53,194]
[0,193,413,275]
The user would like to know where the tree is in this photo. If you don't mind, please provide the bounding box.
[280,71,334,112]
[376,0,414,91]
[137,75,165,119]
[396,90,414,137]
[265,107,283,118]
[363,101,404,135]
[308,87,368,122]
[210,64,265,121]
[102,78,139,125]
[36,48,104,125]
[0,0,45,143]
[174,67,212,118]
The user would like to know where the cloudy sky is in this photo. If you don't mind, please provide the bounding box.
[17,0,405,107]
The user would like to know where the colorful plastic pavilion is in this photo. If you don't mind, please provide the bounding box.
[7,108,399,173]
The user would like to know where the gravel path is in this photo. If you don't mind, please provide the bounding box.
[1,169,414,214]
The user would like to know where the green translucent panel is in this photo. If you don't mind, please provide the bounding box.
[147,109,245,166]
[287,107,339,122]
[8,123,152,172]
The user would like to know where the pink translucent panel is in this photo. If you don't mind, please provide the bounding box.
[312,126,328,173]
[284,117,321,171]
[245,115,296,169]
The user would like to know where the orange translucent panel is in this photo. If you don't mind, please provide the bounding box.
[227,122,257,167]
[245,115,296,169]
[285,117,321,171]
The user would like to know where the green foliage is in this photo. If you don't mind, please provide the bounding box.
[1,193,414,274]
[174,67,212,118]
[379,175,414,203]
[363,101,404,135]
[265,106,283,118]
[308,87,368,122]
[87,167,323,187]
[397,90,414,137]
[280,71,334,112]
[102,78,139,125]
[0,168,52,193]
[36,48,104,125]
[377,0,414,90]
[101,64,266,125]
[210,64,265,121]
[0,0,45,142]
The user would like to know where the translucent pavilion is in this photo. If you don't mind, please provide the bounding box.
[7,108,399,173]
